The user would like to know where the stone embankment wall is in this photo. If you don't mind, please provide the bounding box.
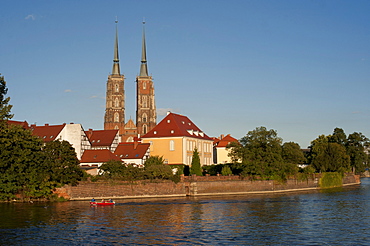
[55,173,360,200]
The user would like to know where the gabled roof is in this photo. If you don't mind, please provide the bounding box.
[142,112,212,140]
[124,119,137,129]
[31,124,65,142]
[80,149,121,163]
[7,120,30,129]
[85,129,119,147]
[214,134,239,148]
[114,142,150,159]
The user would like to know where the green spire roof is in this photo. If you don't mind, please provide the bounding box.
[139,20,148,77]
[112,19,120,75]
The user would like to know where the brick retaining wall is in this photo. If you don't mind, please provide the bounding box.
[55,173,360,200]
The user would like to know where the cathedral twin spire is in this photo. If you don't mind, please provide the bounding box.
[105,19,156,141]
[112,20,148,76]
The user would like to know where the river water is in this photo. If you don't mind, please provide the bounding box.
[2,178,370,245]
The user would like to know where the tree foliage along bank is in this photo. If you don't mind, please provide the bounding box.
[226,126,305,180]
[309,128,370,174]
[99,156,180,183]
[226,126,369,180]
[0,75,83,201]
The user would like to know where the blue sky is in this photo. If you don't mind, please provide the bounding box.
[1,0,370,148]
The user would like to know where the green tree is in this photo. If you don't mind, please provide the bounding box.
[226,141,246,175]
[346,132,369,174]
[329,127,347,146]
[42,140,83,186]
[100,159,126,178]
[282,142,306,164]
[144,156,173,180]
[221,165,232,176]
[190,147,202,176]
[0,74,13,122]
[310,135,350,173]
[0,124,44,200]
[240,127,287,179]
[310,129,369,174]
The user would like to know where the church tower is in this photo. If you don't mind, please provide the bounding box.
[136,21,156,136]
[104,20,125,140]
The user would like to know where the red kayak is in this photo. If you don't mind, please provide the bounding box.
[90,201,115,206]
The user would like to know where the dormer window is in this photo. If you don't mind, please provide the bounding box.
[167,120,170,123]
[154,131,157,134]
[171,130,174,134]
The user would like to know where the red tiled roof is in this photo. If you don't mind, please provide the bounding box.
[142,112,212,140]
[114,142,150,159]
[85,129,119,147]
[7,120,30,129]
[214,134,239,148]
[31,124,65,142]
[80,149,121,163]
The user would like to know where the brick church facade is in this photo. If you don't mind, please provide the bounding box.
[104,21,156,142]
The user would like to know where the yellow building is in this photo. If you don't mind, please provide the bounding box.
[141,112,213,166]
[212,134,240,164]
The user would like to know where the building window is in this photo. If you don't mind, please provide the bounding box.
[114,113,119,122]
[142,113,147,122]
[170,140,175,151]
[115,98,119,107]
[115,84,119,92]
[143,96,147,107]
[143,125,147,134]
[143,82,146,89]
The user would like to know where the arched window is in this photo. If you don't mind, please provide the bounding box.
[143,125,147,134]
[114,113,119,122]
[115,84,119,92]
[143,82,146,89]
[143,96,147,107]
[115,98,119,107]
[142,113,147,123]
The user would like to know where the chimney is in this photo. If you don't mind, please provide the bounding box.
[87,129,93,138]
[45,123,49,126]
[134,141,139,150]
[220,134,224,140]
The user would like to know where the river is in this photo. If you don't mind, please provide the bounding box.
[2,178,370,245]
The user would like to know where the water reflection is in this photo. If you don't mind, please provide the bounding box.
[1,179,370,245]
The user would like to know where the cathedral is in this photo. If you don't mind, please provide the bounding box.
[104,21,156,142]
